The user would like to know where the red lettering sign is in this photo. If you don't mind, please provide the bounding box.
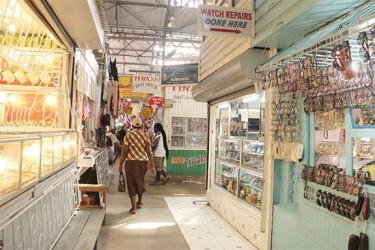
[148,96,164,108]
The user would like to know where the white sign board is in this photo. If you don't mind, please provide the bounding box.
[197,5,255,38]
[132,74,160,94]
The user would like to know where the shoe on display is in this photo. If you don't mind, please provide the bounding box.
[163,176,171,185]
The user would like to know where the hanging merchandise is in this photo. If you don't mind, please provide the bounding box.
[106,79,119,114]
[257,3,375,250]
[357,27,375,62]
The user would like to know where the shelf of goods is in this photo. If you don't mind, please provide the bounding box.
[170,116,207,148]
[78,149,109,208]
[0,129,77,205]
[216,138,264,209]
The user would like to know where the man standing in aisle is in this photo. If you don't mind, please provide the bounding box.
[119,118,155,214]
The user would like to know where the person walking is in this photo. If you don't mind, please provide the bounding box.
[119,118,155,214]
[150,123,171,185]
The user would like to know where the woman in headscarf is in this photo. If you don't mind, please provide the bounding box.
[119,118,155,214]
[150,123,171,185]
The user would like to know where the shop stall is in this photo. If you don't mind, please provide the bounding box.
[257,2,375,249]
[0,0,79,249]
[192,48,269,249]
[164,85,208,179]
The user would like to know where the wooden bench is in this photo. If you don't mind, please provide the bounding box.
[53,209,105,250]
[53,184,109,250]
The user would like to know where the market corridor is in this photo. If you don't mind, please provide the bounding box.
[97,165,257,250]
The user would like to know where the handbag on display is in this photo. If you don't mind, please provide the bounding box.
[118,171,126,192]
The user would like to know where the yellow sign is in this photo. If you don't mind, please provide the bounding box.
[122,106,133,115]
[140,107,153,119]
[119,75,148,100]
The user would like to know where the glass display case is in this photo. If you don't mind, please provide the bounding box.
[215,160,238,195]
[63,133,71,164]
[0,130,77,204]
[351,107,375,128]
[214,94,265,209]
[242,140,264,170]
[53,135,63,170]
[70,132,77,161]
[219,105,229,137]
[41,136,53,177]
[171,117,207,147]
[21,139,40,187]
[353,137,375,182]
[239,169,263,208]
[0,141,21,200]
[218,139,240,163]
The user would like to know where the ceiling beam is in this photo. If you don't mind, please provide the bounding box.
[129,70,160,74]
[117,62,152,66]
[108,35,201,44]
[110,47,153,52]
[118,5,159,33]
[109,54,153,58]
[105,0,168,8]
[108,25,198,35]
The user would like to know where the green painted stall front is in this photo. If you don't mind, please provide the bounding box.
[166,149,207,176]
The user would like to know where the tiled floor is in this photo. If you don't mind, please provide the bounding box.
[165,196,258,250]
[98,167,258,250]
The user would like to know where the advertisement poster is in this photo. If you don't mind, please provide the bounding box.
[166,150,207,176]
[118,75,148,100]
[161,63,198,85]
[132,74,160,94]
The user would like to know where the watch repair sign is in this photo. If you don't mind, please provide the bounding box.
[197,5,255,38]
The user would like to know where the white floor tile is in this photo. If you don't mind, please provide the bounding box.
[165,196,258,250]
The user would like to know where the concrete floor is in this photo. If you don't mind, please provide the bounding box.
[97,166,207,250]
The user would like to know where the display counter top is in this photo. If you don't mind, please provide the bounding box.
[0,126,75,135]
[78,149,106,175]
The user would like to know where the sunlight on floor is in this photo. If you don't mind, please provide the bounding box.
[125,222,175,229]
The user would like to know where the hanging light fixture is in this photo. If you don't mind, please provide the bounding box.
[168,16,176,28]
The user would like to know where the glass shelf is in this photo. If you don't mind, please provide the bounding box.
[0,130,77,204]
[215,160,238,195]
[242,140,264,170]
[239,169,263,208]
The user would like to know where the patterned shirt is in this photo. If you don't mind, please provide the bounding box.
[123,128,152,161]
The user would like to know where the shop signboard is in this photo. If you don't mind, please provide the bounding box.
[197,5,255,38]
[161,63,198,85]
[122,106,133,115]
[119,76,148,100]
[148,96,164,108]
[140,107,153,119]
[166,150,207,176]
[132,74,160,94]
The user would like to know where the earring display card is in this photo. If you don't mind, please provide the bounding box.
[315,111,346,168]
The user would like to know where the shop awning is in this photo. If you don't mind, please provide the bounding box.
[257,1,375,72]
[192,48,269,103]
